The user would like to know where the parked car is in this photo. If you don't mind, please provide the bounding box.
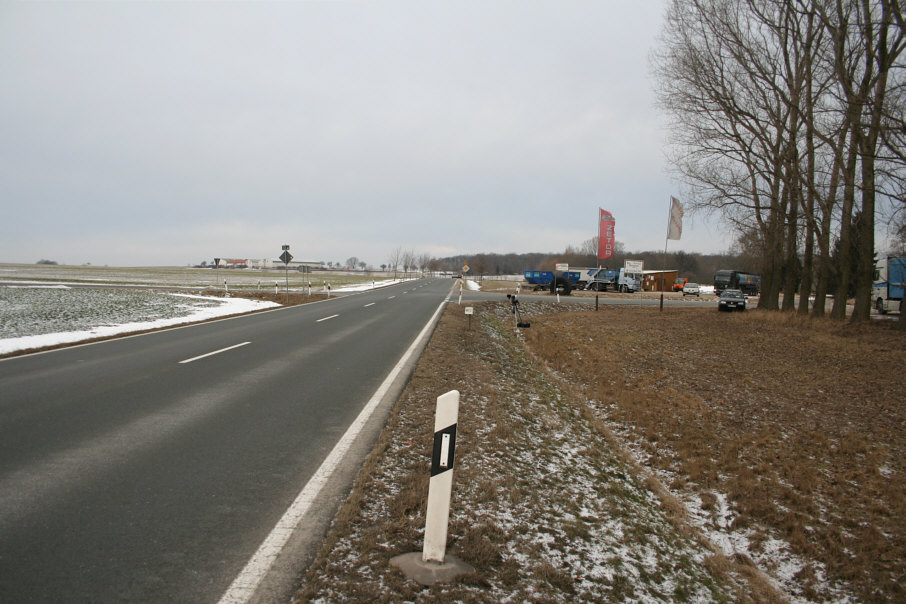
[718,288,747,311]
[682,282,701,296]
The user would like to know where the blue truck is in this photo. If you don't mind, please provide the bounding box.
[523,270,582,286]
[714,269,760,296]
[872,256,905,314]
[523,270,581,295]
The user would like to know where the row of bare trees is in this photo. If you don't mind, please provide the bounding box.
[385,247,434,278]
[654,0,905,322]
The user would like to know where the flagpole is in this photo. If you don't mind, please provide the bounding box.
[660,197,670,312]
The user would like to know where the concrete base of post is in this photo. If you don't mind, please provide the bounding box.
[390,552,475,586]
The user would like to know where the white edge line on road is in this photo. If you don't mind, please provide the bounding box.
[364,303,375,307]
[178,342,251,364]
[316,314,339,322]
[217,296,449,604]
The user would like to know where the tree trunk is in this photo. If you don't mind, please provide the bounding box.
[782,182,800,313]
[811,126,847,318]
[831,130,860,319]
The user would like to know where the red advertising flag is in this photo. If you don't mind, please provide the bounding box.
[597,209,615,259]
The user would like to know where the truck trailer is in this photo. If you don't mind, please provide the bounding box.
[714,269,760,296]
[872,256,905,314]
[523,270,578,295]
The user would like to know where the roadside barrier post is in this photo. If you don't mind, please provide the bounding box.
[390,390,474,584]
[424,390,459,562]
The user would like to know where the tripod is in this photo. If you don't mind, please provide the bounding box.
[507,294,531,328]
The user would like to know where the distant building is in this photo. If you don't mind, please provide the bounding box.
[212,258,249,268]
[214,257,324,271]
[642,270,678,292]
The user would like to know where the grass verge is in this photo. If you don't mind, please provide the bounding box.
[293,302,808,602]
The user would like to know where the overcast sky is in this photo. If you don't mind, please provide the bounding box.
[0,0,731,268]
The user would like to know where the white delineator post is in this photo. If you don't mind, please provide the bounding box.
[423,390,460,563]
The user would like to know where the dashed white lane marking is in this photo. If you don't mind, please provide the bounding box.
[316,314,339,322]
[179,342,251,364]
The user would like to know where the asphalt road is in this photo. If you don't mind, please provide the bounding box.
[0,278,455,603]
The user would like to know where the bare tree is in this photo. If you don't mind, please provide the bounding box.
[655,0,804,310]
[416,253,432,276]
[817,0,906,322]
[655,0,906,320]
[401,249,415,277]
[387,247,403,279]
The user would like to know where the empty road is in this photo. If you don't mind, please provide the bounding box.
[0,278,454,603]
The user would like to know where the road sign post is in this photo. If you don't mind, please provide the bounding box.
[625,260,645,308]
[280,246,293,301]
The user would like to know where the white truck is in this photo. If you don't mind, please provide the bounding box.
[872,256,905,314]
[585,268,641,292]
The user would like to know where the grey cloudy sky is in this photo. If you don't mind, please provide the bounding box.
[0,0,730,268]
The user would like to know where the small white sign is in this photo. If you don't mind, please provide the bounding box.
[464,307,474,315]
[555,263,568,272]
[625,260,644,273]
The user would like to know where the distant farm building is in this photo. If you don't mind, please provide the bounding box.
[212,258,323,271]
[642,270,678,292]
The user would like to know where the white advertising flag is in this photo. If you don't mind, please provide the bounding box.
[667,196,684,240]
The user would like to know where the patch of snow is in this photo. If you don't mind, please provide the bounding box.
[4,284,71,289]
[331,278,409,292]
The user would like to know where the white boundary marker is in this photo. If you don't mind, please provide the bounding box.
[423,390,459,563]
[217,295,450,604]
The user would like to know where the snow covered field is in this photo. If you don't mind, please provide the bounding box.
[0,277,414,356]
[0,285,280,355]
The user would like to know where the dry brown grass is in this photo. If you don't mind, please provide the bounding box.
[293,300,905,601]
[522,306,906,601]
[294,302,799,602]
